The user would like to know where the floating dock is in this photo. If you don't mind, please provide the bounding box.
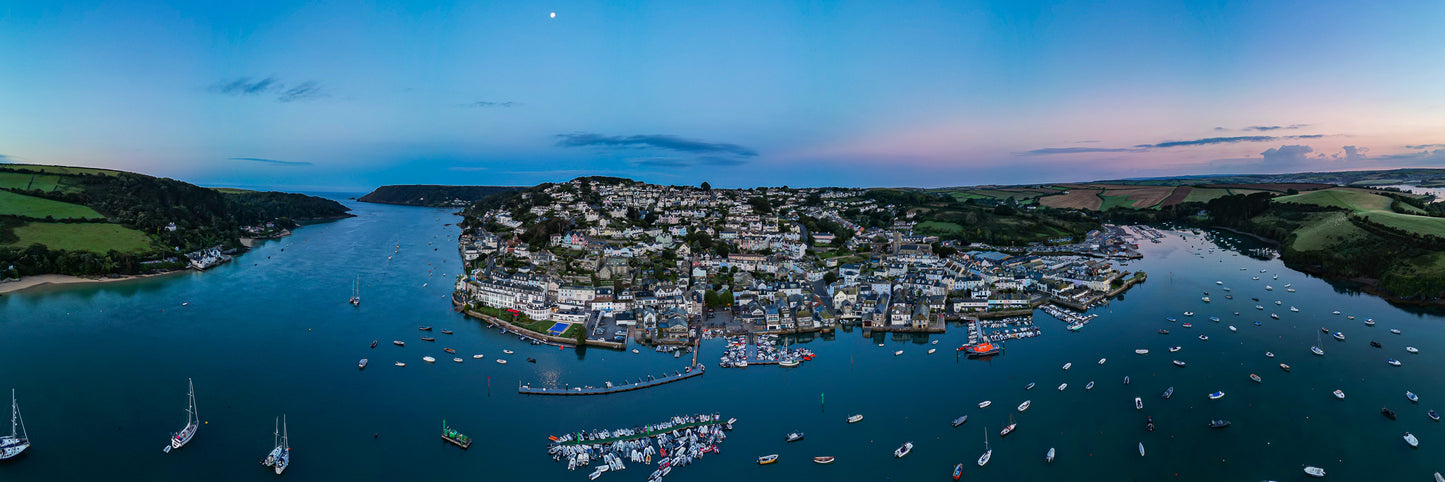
[519,365,704,396]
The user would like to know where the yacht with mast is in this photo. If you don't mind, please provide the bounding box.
[350,276,361,306]
[0,389,29,460]
[977,427,991,466]
[262,417,282,467]
[169,378,199,451]
[274,416,290,475]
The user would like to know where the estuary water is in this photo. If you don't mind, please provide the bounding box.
[2,198,1443,481]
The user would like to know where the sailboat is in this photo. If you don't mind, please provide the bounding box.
[170,378,199,450]
[274,416,290,475]
[0,389,29,460]
[1312,331,1325,356]
[262,417,282,467]
[977,427,992,466]
[350,276,361,306]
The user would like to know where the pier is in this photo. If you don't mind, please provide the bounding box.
[519,365,705,396]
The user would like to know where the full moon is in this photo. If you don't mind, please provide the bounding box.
[550,12,556,18]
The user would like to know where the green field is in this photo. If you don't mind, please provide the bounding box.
[914,220,963,234]
[0,190,105,219]
[1360,211,1445,238]
[1289,212,1369,251]
[211,187,257,194]
[4,222,153,253]
[3,164,123,176]
[1274,189,1395,211]
[0,171,81,193]
[1098,194,1136,211]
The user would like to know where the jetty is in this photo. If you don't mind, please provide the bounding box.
[519,365,704,396]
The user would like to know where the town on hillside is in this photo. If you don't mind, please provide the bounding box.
[450,178,1149,356]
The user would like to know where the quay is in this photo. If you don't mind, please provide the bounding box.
[520,365,705,396]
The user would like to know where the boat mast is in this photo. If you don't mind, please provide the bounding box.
[187,378,197,425]
[281,414,288,450]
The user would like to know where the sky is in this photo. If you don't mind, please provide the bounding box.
[2,0,1445,191]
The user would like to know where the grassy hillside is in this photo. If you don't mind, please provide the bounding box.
[0,190,105,220]
[0,163,352,278]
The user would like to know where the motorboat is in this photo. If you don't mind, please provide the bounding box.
[1135,397,1143,410]
[1408,391,1419,403]
[1392,329,1402,334]
[952,415,968,427]
[1266,351,1274,358]
[420,337,435,342]
[894,442,913,458]
[1018,400,1031,412]
[1184,311,1194,317]
[503,349,514,355]
[1026,382,1036,390]
[1062,362,1072,370]
[978,400,992,409]
[1124,376,1131,385]
[1173,360,1186,367]
[953,463,964,480]
[928,348,937,354]
[472,354,483,359]
[1291,306,1299,312]
[1333,389,1345,400]
[440,330,453,335]
[370,340,377,349]
[1209,419,1231,428]
[1209,391,1225,400]
[1280,363,1291,371]
[1311,346,1325,356]
[1304,466,1326,477]
[1163,387,1174,399]
[422,356,435,364]
[496,359,507,364]
[443,348,456,354]
[358,359,368,369]
[1046,447,1055,463]
[1169,346,1182,352]
[393,340,405,346]
[1182,323,1193,328]
[453,357,463,363]
[1138,442,1145,457]
[1407,346,1420,353]
[847,414,864,424]
[1146,416,1155,432]
[1085,381,1094,390]
[1430,410,1440,422]
[1371,341,1382,348]
[813,456,834,464]
[757,454,778,465]
[1250,373,1261,383]
[1333,331,1345,341]
[1198,335,1209,341]
[419,326,432,331]
[1135,349,1149,355]
[1159,329,1170,335]
[785,432,804,442]
[1382,408,1397,420]
[1209,316,1220,322]
[1229,326,1237,332]
[1270,313,1279,319]
[394,362,405,367]
[1388,359,1402,367]
[1365,319,1376,326]
[894,350,903,356]
[1405,432,1419,448]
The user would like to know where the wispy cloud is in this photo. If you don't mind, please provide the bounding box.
[447,166,489,172]
[555,133,759,157]
[1136,136,1279,148]
[1405,144,1445,150]
[1021,147,1143,156]
[210,77,331,103]
[0,154,13,163]
[230,157,313,166]
[462,101,521,108]
[1243,124,1310,132]
[698,156,749,166]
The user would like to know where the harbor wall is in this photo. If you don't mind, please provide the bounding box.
[454,296,626,350]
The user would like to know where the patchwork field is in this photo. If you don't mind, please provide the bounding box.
[0,190,105,219]
[1039,189,1103,210]
[3,222,153,253]
[1275,188,1396,211]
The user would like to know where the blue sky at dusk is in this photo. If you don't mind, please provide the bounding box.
[3,1,1444,190]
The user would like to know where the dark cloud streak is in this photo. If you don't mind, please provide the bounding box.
[463,101,520,108]
[230,157,313,166]
[555,133,759,157]
[210,77,330,103]
[1022,147,1143,155]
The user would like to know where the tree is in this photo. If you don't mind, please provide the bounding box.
[574,324,588,345]
[719,290,734,306]
[704,289,720,308]
[823,272,839,285]
[700,181,712,191]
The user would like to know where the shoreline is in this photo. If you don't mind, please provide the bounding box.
[0,270,190,295]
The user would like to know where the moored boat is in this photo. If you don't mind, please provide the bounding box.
[1405,432,1419,448]
[978,400,991,409]
[1,389,30,461]
[1408,391,1419,403]
[953,463,964,480]
[394,361,406,367]
[1407,346,1420,353]
[757,454,778,465]
[423,356,436,364]
[813,455,834,464]
[1266,351,1274,358]
[1135,397,1143,410]
[1085,381,1094,390]
[1162,387,1174,399]
[1280,363,1291,371]
[1430,410,1440,422]
[1058,383,1067,391]
[1208,419,1230,428]
[1135,349,1149,355]
[1250,373,1261,383]
[441,420,472,449]
[847,414,864,424]
[1046,447,1055,463]
[1333,389,1345,400]
[1169,346,1181,352]
[1209,391,1225,400]
[273,416,290,474]
[358,359,368,369]
[894,441,913,458]
[393,340,405,346]
[170,378,199,450]
[1173,360,1186,367]
[1382,408,1397,420]
[952,415,968,427]
[1304,466,1325,477]
[1017,400,1031,412]
[1025,382,1036,390]
[1138,442,1145,456]
[785,432,804,442]
[1388,359,1401,366]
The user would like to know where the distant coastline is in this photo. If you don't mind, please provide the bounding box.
[358,184,522,207]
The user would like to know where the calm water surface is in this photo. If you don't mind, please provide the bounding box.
[2,199,1443,481]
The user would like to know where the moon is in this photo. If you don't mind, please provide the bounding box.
[550,12,556,18]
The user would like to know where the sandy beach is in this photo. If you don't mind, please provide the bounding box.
[0,271,188,295]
